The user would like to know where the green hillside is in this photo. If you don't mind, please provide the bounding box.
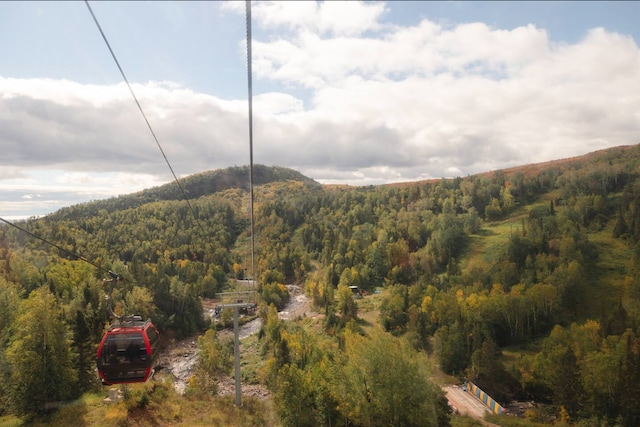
[47,164,321,220]
[2,145,640,426]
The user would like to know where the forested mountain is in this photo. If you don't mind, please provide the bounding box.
[2,144,640,425]
[47,164,321,220]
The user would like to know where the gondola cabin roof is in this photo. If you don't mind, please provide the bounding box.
[106,318,153,333]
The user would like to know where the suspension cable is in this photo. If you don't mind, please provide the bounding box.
[246,0,256,286]
[0,216,118,278]
[84,0,206,237]
[4,4,254,293]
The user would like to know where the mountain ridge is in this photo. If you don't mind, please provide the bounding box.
[46,144,639,219]
[47,164,321,220]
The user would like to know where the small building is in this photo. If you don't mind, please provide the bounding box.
[349,286,363,299]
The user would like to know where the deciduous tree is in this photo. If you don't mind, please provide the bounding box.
[5,287,77,416]
[337,330,450,426]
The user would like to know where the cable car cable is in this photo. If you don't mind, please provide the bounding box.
[85,1,216,385]
[84,0,207,238]
[0,216,133,323]
[0,215,118,278]
[245,0,256,285]
[1,4,206,288]
[3,5,204,280]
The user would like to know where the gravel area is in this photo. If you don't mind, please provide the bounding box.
[157,284,314,395]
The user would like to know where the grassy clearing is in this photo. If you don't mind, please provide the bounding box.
[500,340,543,383]
[484,413,549,427]
[237,333,266,384]
[0,416,22,427]
[462,196,634,312]
[356,288,383,331]
[464,198,542,273]
[466,228,503,269]
[14,381,279,427]
[462,198,561,275]
[571,222,632,320]
[450,417,485,427]
[588,224,632,288]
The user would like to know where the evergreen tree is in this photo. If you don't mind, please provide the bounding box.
[0,279,22,415]
[6,287,77,416]
[336,283,358,325]
[550,346,583,418]
[615,330,640,426]
[71,309,97,392]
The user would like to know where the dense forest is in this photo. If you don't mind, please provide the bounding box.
[2,145,640,426]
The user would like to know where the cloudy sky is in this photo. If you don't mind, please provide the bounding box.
[1,1,639,219]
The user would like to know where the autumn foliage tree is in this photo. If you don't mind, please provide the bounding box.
[336,330,451,427]
[5,288,77,416]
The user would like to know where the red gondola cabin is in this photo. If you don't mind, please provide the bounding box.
[96,319,159,385]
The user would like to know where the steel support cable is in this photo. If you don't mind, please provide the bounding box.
[84,1,206,237]
[233,6,255,408]
[3,221,129,318]
[0,220,133,313]
[0,4,225,304]
[0,216,116,278]
[246,0,256,286]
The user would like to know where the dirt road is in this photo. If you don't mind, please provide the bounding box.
[445,385,500,427]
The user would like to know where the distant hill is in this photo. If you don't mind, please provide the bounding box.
[48,165,321,220]
[382,144,640,189]
[479,144,639,178]
[138,164,320,201]
[46,145,640,220]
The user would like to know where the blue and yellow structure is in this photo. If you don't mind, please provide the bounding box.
[465,381,504,415]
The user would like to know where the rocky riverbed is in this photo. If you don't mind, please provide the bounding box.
[156,284,315,395]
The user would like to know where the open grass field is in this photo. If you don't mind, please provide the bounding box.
[461,193,631,309]
[460,202,534,274]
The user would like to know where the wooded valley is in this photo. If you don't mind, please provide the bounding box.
[2,145,640,426]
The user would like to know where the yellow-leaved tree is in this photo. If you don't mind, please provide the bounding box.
[6,287,77,416]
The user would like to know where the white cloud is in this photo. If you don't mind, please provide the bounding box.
[249,16,553,89]
[0,77,129,108]
[0,167,29,181]
[254,92,304,115]
[2,2,640,218]
[247,12,640,173]
[248,1,386,36]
